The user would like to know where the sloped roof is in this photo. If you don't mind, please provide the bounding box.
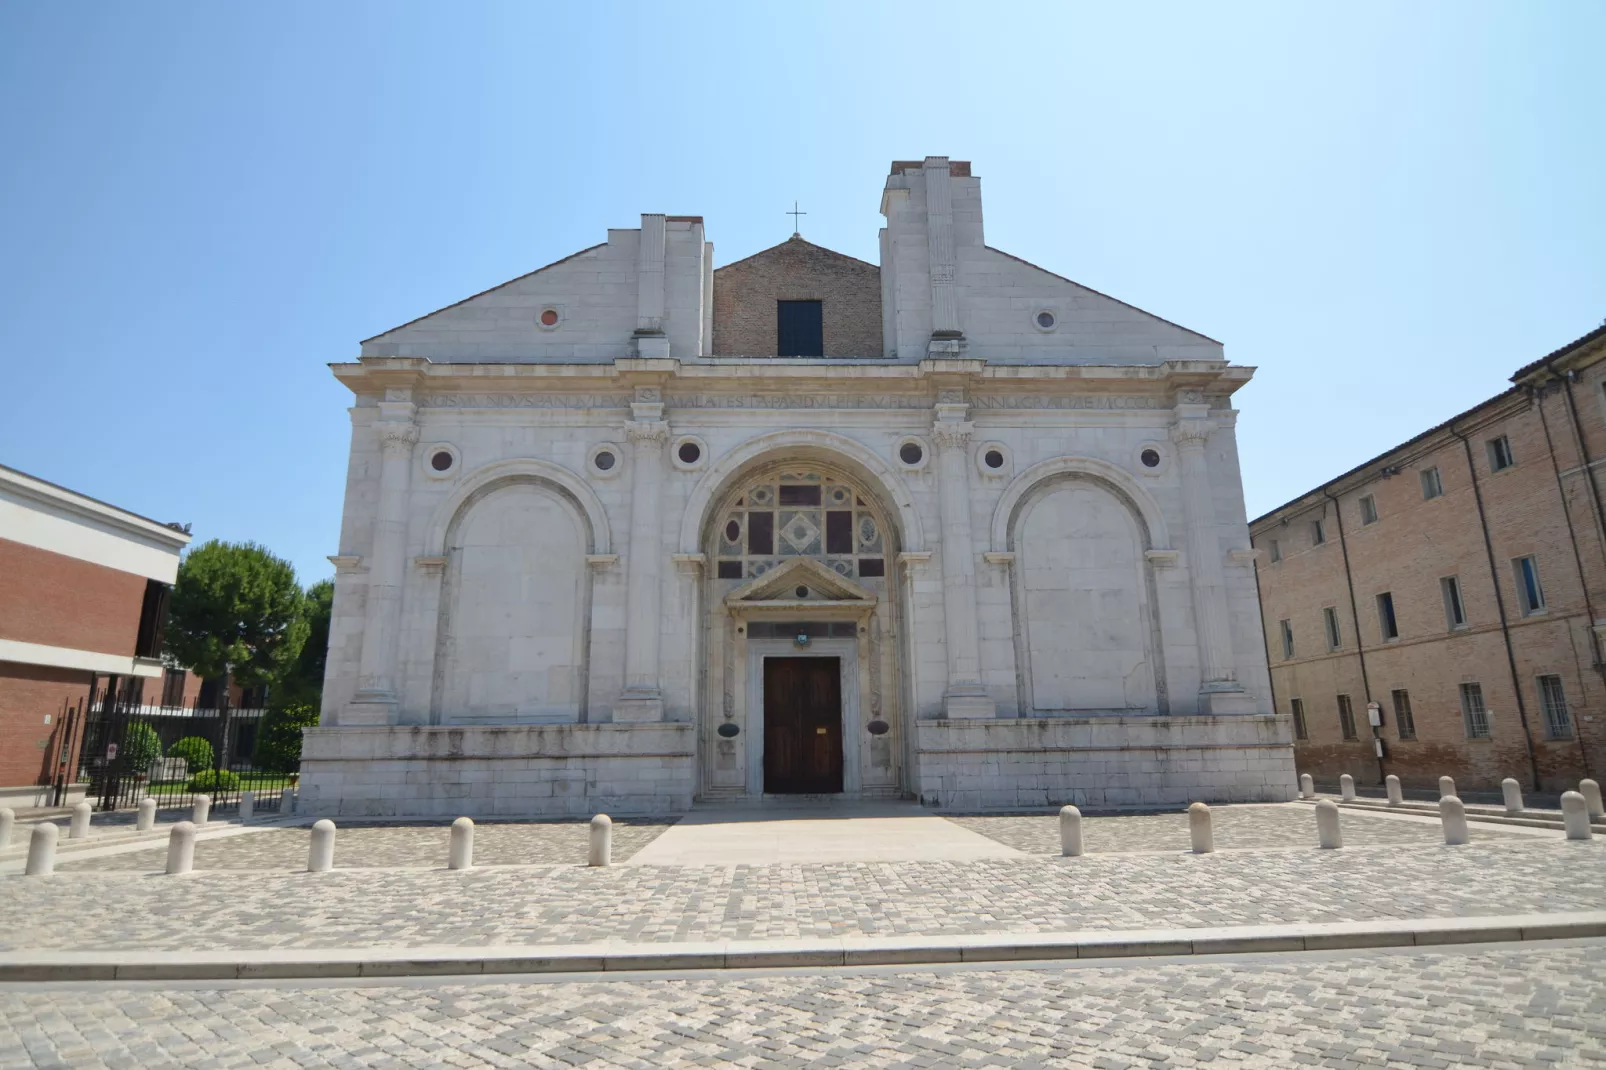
[985,246,1221,346]
[714,234,879,274]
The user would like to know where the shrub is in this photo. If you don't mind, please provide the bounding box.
[121,721,162,776]
[187,769,240,793]
[253,702,320,774]
[168,736,215,774]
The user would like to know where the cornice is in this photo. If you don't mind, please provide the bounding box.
[0,466,191,551]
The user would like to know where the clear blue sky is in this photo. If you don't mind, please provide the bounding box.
[2,2,1602,585]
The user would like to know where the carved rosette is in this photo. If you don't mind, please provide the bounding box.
[931,420,974,451]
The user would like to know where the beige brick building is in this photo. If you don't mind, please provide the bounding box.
[1250,323,1606,794]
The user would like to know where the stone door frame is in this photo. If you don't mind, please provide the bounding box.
[743,637,862,797]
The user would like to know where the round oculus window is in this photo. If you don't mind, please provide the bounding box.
[593,450,616,472]
[1035,310,1056,329]
[983,449,1005,469]
[899,442,924,466]
[430,450,454,472]
[677,441,701,465]
[1140,448,1162,468]
[539,309,559,327]
[724,520,741,542]
[795,586,809,599]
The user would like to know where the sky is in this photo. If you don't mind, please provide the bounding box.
[2,2,1603,585]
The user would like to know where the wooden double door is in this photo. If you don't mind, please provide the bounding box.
[762,656,843,794]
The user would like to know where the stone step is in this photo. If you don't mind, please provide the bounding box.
[1314,797,1606,833]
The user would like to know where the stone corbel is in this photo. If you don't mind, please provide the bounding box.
[1144,549,1181,568]
[671,553,706,572]
[982,552,1015,567]
[1226,548,1261,567]
[897,551,934,570]
[585,554,620,570]
[413,556,447,572]
[327,555,364,574]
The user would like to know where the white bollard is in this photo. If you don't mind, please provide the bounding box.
[1562,791,1593,840]
[192,794,211,826]
[1440,796,1469,845]
[1339,774,1356,802]
[166,821,196,874]
[589,813,612,867]
[1386,774,1404,806]
[239,791,255,823]
[137,797,156,832]
[1188,802,1214,854]
[1501,778,1523,815]
[1439,776,1456,799]
[0,807,13,849]
[280,787,296,815]
[1581,779,1604,821]
[25,823,57,876]
[1299,773,1314,800]
[69,801,91,840]
[1058,805,1083,857]
[449,816,474,870]
[1315,799,1343,848]
[308,819,336,872]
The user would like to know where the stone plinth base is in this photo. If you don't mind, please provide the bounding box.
[297,723,695,818]
[914,714,1297,810]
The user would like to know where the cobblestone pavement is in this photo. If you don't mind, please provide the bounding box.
[5,840,1604,952]
[948,803,1528,855]
[2,942,1602,1068]
[56,819,677,873]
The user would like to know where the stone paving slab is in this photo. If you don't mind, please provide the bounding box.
[5,840,1604,952]
[2,942,1602,1068]
[54,817,677,872]
[948,802,1531,855]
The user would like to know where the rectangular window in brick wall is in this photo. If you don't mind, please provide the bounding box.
[1359,494,1378,525]
[1420,466,1443,500]
[1323,606,1342,650]
[776,300,824,357]
[1391,688,1416,740]
[1538,674,1572,739]
[1290,698,1308,740]
[1279,619,1294,659]
[1376,592,1399,641]
[1461,682,1490,738]
[1311,519,1326,546]
[1441,575,1467,629]
[1487,435,1515,472]
[1268,538,1281,563]
[1337,694,1358,740]
[160,669,185,708]
[1512,556,1546,615]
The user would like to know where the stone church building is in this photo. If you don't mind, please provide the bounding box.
[301,157,1296,816]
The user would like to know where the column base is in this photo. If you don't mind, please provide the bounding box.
[614,688,664,723]
[345,690,399,726]
[1198,685,1259,716]
[942,683,995,720]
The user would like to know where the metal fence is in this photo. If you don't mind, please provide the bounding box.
[72,676,296,815]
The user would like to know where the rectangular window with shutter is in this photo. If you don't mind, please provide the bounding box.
[1337,694,1357,740]
[1290,698,1308,740]
[1538,675,1572,739]
[776,300,824,357]
[1420,467,1443,500]
[1461,682,1490,738]
[1323,606,1342,651]
[1391,688,1416,740]
[1279,619,1294,659]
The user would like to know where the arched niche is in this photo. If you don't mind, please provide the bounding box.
[990,456,1170,555]
[426,457,612,556]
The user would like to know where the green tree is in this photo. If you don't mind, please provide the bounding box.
[122,721,163,775]
[165,540,310,689]
[252,701,320,774]
[168,736,214,774]
[272,578,333,709]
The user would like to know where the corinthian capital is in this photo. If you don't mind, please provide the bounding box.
[376,421,419,454]
[625,420,671,448]
[1169,419,1213,450]
[931,420,974,451]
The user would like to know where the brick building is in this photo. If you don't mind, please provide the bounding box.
[0,464,190,808]
[1250,323,1606,793]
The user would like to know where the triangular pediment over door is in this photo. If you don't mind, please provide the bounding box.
[723,557,876,608]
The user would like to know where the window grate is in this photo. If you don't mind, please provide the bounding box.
[1538,675,1572,739]
[1461,682,1490,738]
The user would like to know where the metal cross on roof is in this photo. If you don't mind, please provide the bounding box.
[787,201,806,236]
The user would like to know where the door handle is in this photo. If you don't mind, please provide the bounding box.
[815,726,828,735]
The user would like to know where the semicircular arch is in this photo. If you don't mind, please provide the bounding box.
[990,456,1170,553]
[678,429,924,554]
[427,457,612,556]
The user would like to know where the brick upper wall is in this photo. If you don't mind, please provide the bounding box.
[712,237,883,357]
[0,537,148,656]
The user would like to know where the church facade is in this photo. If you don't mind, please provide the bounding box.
[301,157,1297,816]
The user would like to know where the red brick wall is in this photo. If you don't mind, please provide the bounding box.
[0,663,90,789]
[712,237,883,357]
[0,538,149,656]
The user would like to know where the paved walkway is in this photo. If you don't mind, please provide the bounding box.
[4,941,1602,1068]
[629,802,1021,865]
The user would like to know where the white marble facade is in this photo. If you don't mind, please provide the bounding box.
[301,157,1296,816]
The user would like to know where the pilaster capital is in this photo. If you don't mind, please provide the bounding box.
[376,420,419,455]
[931,420,975,451]
[625,419,671,448]
[1169,419,1213,451]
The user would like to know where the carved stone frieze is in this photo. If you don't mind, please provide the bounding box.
[931,420,974,451]
[624,420,671,447]
[418,394,632,410]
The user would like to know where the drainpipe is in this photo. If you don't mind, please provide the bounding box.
[1450,426,1541,790]
[1561,375,1606,588]
[1532,383,1596,777]
[1323,489,1383,785]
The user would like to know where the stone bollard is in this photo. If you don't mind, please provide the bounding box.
[166,821,196,874]
[192,794,211,827]
[1561,791,1593,840]
[589,813,612,867]
[137,797,156,832]
[280,787,296,815]
[1299,773,1314,800]
[1581,779,1604,821]
[449,816,474,870]
[1440,796,1469,845]
[1188,802,1214,854]
[1339,774,1356,802]
[1439,776,1456,799]
[0,807,13,849]
[239,791,255,823]
[308,819,336,872]
[69,801,91,840]
[1501,778,1523,815]
[1315,799,1343,848]
[1058,805,1083,857]
[1386,774,1404,806]
[25,823,58,876]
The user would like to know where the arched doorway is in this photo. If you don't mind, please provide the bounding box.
[696,460,907,800]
